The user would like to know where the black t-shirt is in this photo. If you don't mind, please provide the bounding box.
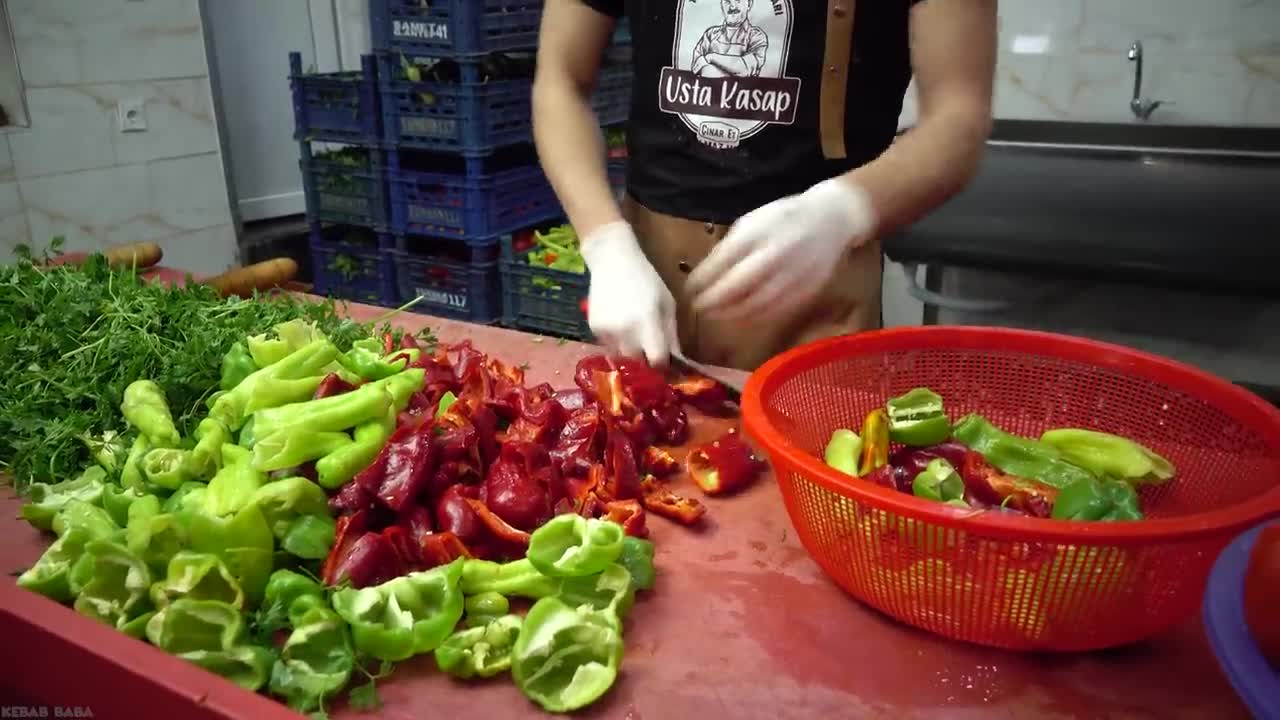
[583,0,922,225]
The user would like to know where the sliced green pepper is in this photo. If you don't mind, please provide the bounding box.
[161,481,207,514]
[463,592,511,628]
[280,515,335,561]
[121,380,181,448]
[204,457,267,517]
[1051,477,1144,521]
[527,515,625,579]
[460,558,558,600]
[856,409,890,477]
[186,417,231,481]
[73,539,153,630]
[616,536,656,592]
[314,413,394,490]
[151,551,245,609]
[20,467,108,531]
[17,526,96,602]
[912,458,968,506]
[436,391,458,418]
[823,428,863,477]
[120,434,151,492]
[953,414,1096,490]
[511,597,624,713]
[330,558,466,662]
[81,430,125,476]
[339,338,408,381]
[886,387,952,447]
[53,498,120,541]
[249,334,292,369]
[264,569,325,618]
[182,645,275,692]
[251,477,329,539]
[187,502,275,607]
[269,606,355,713]
[120,610,156,640]
[251,429,352,473]
[1040,428,1175,485]
[556,563,635,619]
[251,382,394,440]
[126,499,188,576]
[102,483,146,528]
[146,598,244,654]
[142,448,194,491]
[220,341,259,392]
[435,614,523,679]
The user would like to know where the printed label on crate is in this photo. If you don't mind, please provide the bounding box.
[319,194,370,216]
[408,205,462,226]
[401,116,457,139]
[415,286,469,310]
[659,0,801,150]
[394,20,450,42]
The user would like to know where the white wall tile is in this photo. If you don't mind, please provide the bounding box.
[20,164,149,254]
[9,0,206,87]
[158,223,239,276]
[7,86,117,179]
[0,181,31,259]
[145,153,232,234]
[0,137,14,183]
[108,79,220,165]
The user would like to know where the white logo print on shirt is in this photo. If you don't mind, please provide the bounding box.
[659,0,802,150]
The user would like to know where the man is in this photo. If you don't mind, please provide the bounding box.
[533,0,996,370]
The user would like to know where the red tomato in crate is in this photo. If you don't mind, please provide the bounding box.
[579,298,589,317]
[1244,522,1280,667]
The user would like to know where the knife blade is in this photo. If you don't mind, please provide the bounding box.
[670,351,744,404]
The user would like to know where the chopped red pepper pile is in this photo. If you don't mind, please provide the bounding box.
[322,342,745,588]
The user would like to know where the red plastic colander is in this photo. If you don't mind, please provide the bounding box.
[741,327,1280,652]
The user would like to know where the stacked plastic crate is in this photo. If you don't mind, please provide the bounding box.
[370,0,631,326]
[290,53,397,307]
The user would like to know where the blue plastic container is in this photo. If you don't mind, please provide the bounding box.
[607,157,627,198]
[1204,522,1280,720]
[500,232,591,340]
[370,0,544,58]
[299,143,389,229]
[290,53,381,145]
[593,63,632,127]
[309,224,397,306]
[390,235,502,322]
[387,150,562,242]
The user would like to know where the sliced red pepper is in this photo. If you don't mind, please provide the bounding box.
[398,503,435,547]
[465,498,533,550]
[640,475,707,526]
[313,372,358,400]
[324,532,407,589]
[641,446,679,478]
[687,429,767,497]
[543,251,558,265]
[593,370,625,417]
[382,332,396,356]
[603,499,649,538]
[435,484,486,547]
[670,376,731,414]
[856,409,890,477]
[420,531,472,568]
[649,403,689,446]
[375,428,436,512]
[959,451,1056,518]
[602,429,643,501]
[381,525,424,571]
[321,509,370,585]
[482,442,553,531]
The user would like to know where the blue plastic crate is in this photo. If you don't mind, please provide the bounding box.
[500,232,591,340]
[391,236,502,322]
[387,150,562,242]
[371,0,543,58]
[593,63,631,126]
[309,224,397,306]
[607,157,627,199]
[300,144,389,228]
[290,53,381,144]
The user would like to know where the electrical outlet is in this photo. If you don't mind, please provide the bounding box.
[117,99,147,132]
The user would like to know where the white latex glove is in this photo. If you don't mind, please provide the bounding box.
[581,221,679,367]
[686,177,877,322]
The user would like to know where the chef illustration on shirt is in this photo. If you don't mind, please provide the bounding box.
[691,0,768,78]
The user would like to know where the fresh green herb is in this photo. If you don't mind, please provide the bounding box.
[556,337,570,347]
[348,658,395,712]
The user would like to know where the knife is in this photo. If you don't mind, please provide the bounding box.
[670,351,744,404]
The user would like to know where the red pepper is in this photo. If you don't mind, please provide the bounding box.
[640,475,707,526]
[482,442,553,531]
[959,451,1056,518]
[579,298,589,317]
[321,509,370,585]
[593,370,626,417]
[420,531,471,568]
[465,498,533,550]
[641,447,679,478]
[435,484,486,547]
[381,525,424,571]
[374,428,436,513]
[313,372,358,400]
[398,504,435,547]
[670,376,731,414]
[602,499,649,538]
[857,409,890,477]
[602,429,643,501]
[543,251,558,265]
[382,331,396,356]
[325,532,407,589]
[687,429,766,496]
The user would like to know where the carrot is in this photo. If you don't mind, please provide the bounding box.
[101,242,163,270]
[204,258,299,298]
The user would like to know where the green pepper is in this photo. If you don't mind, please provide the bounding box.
[142,448,194,491]
[102,483,146,527]
[511,597,624,713]
[187,502,275,607]
[121,380,181,448]
[330,558,466,662]
[857,409,890,477]
[146,598,245,654]
[460,558,559,599]
[21,467,108,531]
[340,338,409,381]
[269,606,355,713]
[161,481,207,514]
[1039,428,1175,485]
[287,593,328,629]
[251,429,352,473]
[886,387,952,447]
[151,551,245,609]
[53,498,120,541]
[240,377,327,418]
[251,477,329,538]
[73,539,153,630]
[251,381,395,441]
[436,391,458,418]
[249,334,292,369]
[264,569,325,619]
[17,526,96,602]
[463,592,511,628]
[823,428,863,477]
[616,536,656,592]
[1051,477,1144,521]
[435,614,523,679]
[204,458,266,518]
[912,458,968,506]
[314,413,394,490]
[81,430,125,476]
[120,434,151,492]
[213,339,339,430]
[126,498,188,576]
[220,341,259,392]
[186,418,231,481]
[280,514,336,560]
[527,515,625,579]
[182,645,275,692]
[953,414,1096,490]
[120,610,156,640]
[556,563,636,619]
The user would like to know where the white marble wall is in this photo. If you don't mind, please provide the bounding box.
[0,0,238,274]
[899,0,1280,129]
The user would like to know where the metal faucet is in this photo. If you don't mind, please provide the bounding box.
[1128,41,1166,120]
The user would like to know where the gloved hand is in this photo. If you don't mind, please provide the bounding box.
[686,177,877,322]
[581,221,679,367]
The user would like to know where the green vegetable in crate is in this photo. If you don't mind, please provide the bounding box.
[126,497,188,576]
[269,606,356,713]
[185,500,275,608]
[120,434,151,492]
[252,430,351,473]
[1051,476,1144,522]
[53,499,119,542]
[73,539,153,630]
[330,558,466,662]
[102,483,146,528]
[511,597,625,713]
[211,339,340,430]
[121,380,182,448]
[183,645,275,692]
[952,414,1096,490]
[18,501,121,603]
[147,597,244,655]
[263,569,326,626]
[151,551,245,610]
[886,388,952,447]
[20,466,108,531]
[142,448,194,491]
[340,337,410,381]
[187,417,231,480]
[526,515,625,579]
[1039,428,1175,485]
[435,615,524,679]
